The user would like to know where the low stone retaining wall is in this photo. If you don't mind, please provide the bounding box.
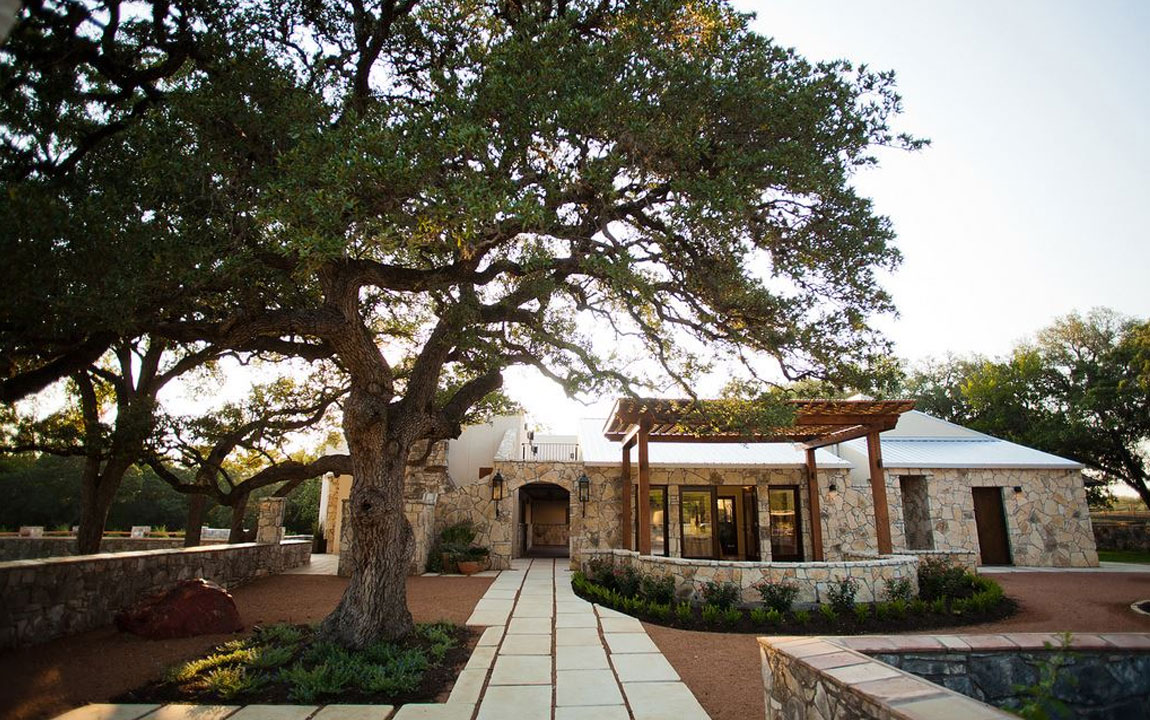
[0,537,229,562]
[1092,520,1150,552]
[900,549,979,569]
[583,548,919,605]
[0,540,311,650]
[760,633,1150,720]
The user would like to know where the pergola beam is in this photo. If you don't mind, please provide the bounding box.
[637,418,652,555]
[800,420,898,450]
[805,448,824,562]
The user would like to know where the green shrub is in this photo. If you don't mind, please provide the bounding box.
[853,604,871,623]
[641,574,676,604]
[826,577,860,612]
[909,598,928,615]
[675,603,692,623]
[249,644,295,669]
[202,666,262,699]
[254,624,305,646]
[700,580,740,610]
[883,577,914,603]
[613,565,642,598]
[754,579,800,613]
[819,604,838,622]
[426,521,479,572]
[951,598,970,615]
[586,557,616,589]
[722,607,743,626]
[888,599,907,618]
[930,597,947,614]
[280,661,357,702]
[793,609,812,625]
[648,603,671,621]
[440,520,478,546]
[749,607,769,625]
[873,602,890,620]
[918,556,975,601]
[170,645,257,683]
[764,608,783,626]
[701,604,721,624]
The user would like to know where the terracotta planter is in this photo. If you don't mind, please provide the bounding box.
[457,560,481,576]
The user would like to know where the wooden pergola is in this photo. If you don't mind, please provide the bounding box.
[602,397,917,560]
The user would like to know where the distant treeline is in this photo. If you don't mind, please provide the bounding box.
[0,455,320,534]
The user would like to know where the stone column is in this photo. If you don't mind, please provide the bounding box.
[255,497,286,544]
[337,499,353,577]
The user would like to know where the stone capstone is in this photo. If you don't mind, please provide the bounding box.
[114,578,243,639]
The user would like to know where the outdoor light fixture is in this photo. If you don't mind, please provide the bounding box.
[828,482,838,492]
[1013,486,1023,494]
[491,471,505,517]
[577,473,590,515]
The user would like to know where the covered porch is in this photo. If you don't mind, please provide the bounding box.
[602,398,918,562]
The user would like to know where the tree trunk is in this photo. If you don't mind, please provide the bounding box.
[184,494,207,547]
[1127,476,1150,513]
[320,388,415,647]
[228,493,250,543]
[76,475,118,554]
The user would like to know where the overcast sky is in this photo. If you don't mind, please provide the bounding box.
[508,0,1150,433]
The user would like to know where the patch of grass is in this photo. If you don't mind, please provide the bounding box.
[168,645,257,683]
[1097,549,1150,564]
[201,666,264,700]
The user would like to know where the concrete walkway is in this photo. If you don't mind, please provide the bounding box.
[51,559,709,720]
[979,561,1150,574]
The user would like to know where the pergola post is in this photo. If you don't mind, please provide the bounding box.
[804,448,824,562]
[867,430,893,555]
[621,443,632,551]
[637,418,652,556]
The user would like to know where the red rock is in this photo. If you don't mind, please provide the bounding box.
[115,579,243,639]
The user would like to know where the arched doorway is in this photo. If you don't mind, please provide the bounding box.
[517,482,571,558]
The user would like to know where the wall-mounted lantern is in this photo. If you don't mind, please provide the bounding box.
[577,473,590,515]
[827,482,838,493]
[492,471,505,517]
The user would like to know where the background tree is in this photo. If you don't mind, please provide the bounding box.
[903,309,1150,510]
[4,0,923,647]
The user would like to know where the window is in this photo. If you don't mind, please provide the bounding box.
[768,486,803,561]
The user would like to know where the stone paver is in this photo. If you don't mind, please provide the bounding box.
[611,653,680,682]
[54,706,161,720]
[143,706,240,720]
[228,707,319,720]
[391,704,473,720]
[556,645,611,671]
[499,633,552,655]
[555,707,630,720]
[489,654,552,685]
[556,669,625,707]
[311,706,394,720]
[623,681,710,720]
[604,632,659,654]
[476,684,552,720]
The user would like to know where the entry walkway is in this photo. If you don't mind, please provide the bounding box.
[396,557,710,719]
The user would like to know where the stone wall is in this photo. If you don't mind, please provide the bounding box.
[583,548,919,606]
[0,537,226,561]
[1092,519,1150,552]
[532,523,568,546]
[0,540,311,650]
[891,467,1098,567]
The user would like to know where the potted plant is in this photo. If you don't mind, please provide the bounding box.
[456,546,490,575]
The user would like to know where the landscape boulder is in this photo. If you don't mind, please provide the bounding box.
[115,579,243,639]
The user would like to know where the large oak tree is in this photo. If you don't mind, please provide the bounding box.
[3,0,922,646]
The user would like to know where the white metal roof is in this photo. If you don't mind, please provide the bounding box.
[576,418,852,468]
[839,436,1084,470]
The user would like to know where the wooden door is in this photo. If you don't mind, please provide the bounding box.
[972,487,1012,565]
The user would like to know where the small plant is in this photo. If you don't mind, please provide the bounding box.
[883,577,914,603]
[873,602,890,620]
[250,644,295,669]
[749,607,769,625]
[201,666,260,699]
[700,580,740,610]
[889,599,907,619]
[612,565,642,598]
[1012,632,1076,720]
[792,609,811,625]
[764,608,782,626]
[755,579,800,613]
[722,607,743,626]
[254,624,305,646]
[819,604,838,622]
[853,604,871,623]
[951,598,970,615]
[648,603,671,621]
[641,574,676,604]
[930,597,947,614]
[909,598,928,615]
[701,604,721,624]
[586,557,616,589]
[826,577,860,612]
[281,661,356,702]
[675,603,692,623]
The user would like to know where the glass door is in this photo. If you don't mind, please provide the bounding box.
[768,486,803,561]
[633,485,669,556]
[717,497,738,557]
[680,487,717,559]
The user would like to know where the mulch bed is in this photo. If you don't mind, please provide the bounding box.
[646,571,1150,720]
[113,625,479,707]
[0,574,493,720]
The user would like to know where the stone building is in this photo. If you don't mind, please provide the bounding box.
[320,400,1098,585]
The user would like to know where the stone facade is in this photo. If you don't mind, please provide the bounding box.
[886,467,1098,567]
[0,540,311,650]
[584,548,919,606]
